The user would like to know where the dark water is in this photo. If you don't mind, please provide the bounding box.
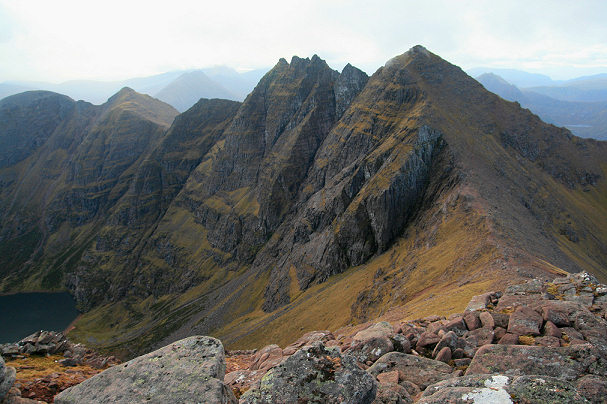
[0,292,79,343]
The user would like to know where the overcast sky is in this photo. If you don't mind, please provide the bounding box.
[1,0,607,83]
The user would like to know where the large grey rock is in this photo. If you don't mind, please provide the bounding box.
[419,374,587,403]
[466,344,607,380]
[240,342,376,403]
[55,336,236,404]
[367,352,453,390]
[0,357,17,402]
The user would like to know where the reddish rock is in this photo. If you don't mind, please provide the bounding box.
[466,344,605,380]
[367,352,454,390]
[466,293,493,311]
[464,328,494,347]
[416,332,440,349]
[498,333,519,345]
[463,312,480,331]
[535,336,560,347]
[478,312,494,329]
[490,312,510,329]
[435,347,451,363]
[576,375,607,403]
[543,321,561,338]
[452,358,471,367]
[373,383,413,404]
[561,327,584,341]
[444,318,467,336]
[282,330,334,355]
[249,344,283,371]
[542,306,571,327]
[432,331,460,358]
[494,327,507,341]
[569,338,588,345]
[376,370,400,385]
[507,306,543,336]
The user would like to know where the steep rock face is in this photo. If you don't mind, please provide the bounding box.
[122,56,369,303]
[0,88,179,293]
[255,54,448,310]
[0,91,76,168]
[69,98,240,307]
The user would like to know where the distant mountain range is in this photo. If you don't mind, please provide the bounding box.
[0,66,268,111]
[475,72,607,140]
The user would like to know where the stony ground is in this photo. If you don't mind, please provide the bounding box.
[224,271,607,402]
[2,271,607,402]
[0,331,119,403]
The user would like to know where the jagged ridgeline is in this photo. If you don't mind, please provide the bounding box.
[0,46,606,357]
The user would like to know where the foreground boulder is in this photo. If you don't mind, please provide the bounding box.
[0,357,16,402]
[54,336,236,404]
[465,344,607,380]
[240,342,376,403]
[419,374,588,403]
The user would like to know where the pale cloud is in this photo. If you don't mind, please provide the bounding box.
[0,0,606,82]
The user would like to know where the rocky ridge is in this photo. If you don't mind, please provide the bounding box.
[216,271,607,402]
[13,272,605,403]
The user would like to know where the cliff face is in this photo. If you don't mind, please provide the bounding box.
[1,48,606,357]
[0,89,180,292]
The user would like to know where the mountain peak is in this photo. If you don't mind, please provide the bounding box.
[384,44,436,70]
[104,86,178,127]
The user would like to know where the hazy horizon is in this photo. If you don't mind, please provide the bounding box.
[1,1,607,83]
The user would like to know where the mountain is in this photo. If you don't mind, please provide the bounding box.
[0,67,263,109]
[475,73,525,102]
[153,70,237,112]
[1,47,606,360]
[202,66,269,101]
[0,88,180,291]
[526,75,607,102]
[467,67,556,87]
[0,72,188,105]
[477,73,607,140]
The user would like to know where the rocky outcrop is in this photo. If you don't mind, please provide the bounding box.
[1,331,118,370]
[222,272,607,402]
[55,336,236,404]
[3,272,603,403]
[419,374,588,403]
[240,342,376,404]
[0,357,16,402]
